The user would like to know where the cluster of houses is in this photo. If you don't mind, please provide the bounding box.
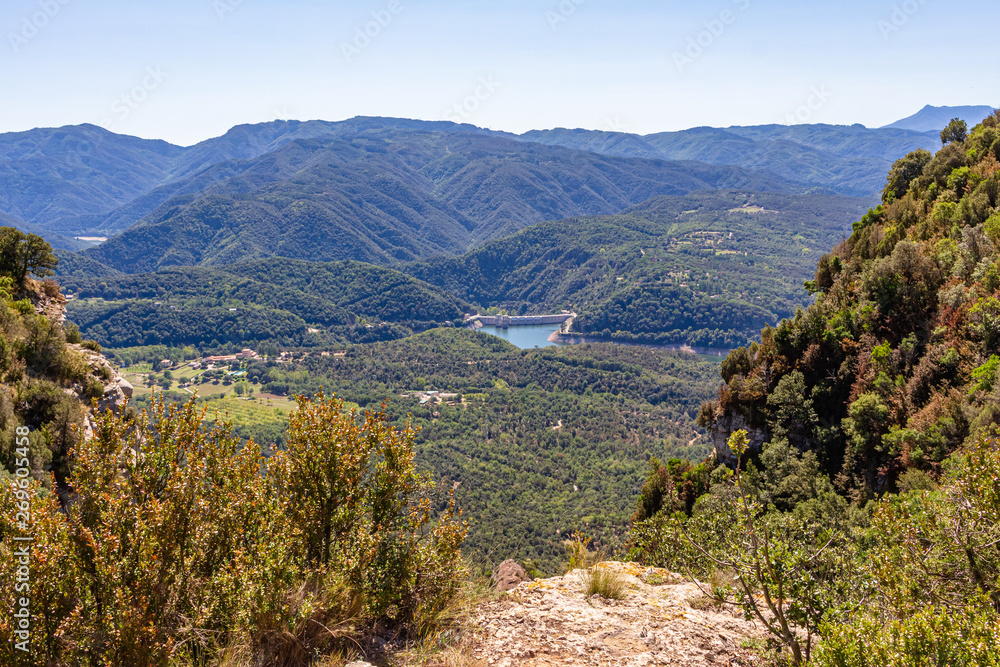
[159,348,259,370]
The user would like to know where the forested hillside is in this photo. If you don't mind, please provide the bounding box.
[60,191,867,351]
[84,131,800,273]
[60,259,470,349]
[630,113,1000,666]
[409,191,868,347]
[219,329,722,572]
[699,113,1000,490]
[0,211,87,252]
[3,117,923,246]
[0,124,181,234]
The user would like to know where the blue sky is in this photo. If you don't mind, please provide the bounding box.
[1,0,997,145]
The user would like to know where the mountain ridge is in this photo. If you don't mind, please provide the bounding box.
[881,104,997,132]
[81,132,804,273]
[0,115,955,246]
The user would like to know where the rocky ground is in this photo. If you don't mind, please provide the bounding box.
[467,562,767,667]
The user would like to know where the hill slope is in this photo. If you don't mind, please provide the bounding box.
[0,212,87,252]
[407,190,869,347]
[0,124,182,235]
[60,259,471,349]
[2,116,935,252]
[83,132,799,273]
[701,110,1000,494]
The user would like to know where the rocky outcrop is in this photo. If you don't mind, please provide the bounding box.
[470,562,764,666]
[29,280,68,326]
[67,344,133,441]
[492,560,531,592]
[709,412,768,468]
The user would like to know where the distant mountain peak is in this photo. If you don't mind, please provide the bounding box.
[882,104,997,133]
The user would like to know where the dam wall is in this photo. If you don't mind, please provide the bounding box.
[467,313,574,328]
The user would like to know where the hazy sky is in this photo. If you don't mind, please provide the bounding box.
[1,0,997,145]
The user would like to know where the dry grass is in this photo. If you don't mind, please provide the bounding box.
[708,566,737,597]
[686,594,725,611]
[580,567,629,600]
[171,576,363,667]
[393,575,495,667]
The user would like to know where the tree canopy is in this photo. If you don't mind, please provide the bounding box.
[0,226,58,285]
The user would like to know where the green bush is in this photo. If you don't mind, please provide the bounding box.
[814,603,1000,667]
[64,322,83,345]
[84,377,104,400]
[0,393,467,666]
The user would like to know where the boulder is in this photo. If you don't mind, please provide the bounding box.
[492,559,530,592]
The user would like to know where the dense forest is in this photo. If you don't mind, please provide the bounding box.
[57,191,868,352]
[160,329,723,573]
[59,259,470,349]
[700,114,1000,491]
[630,113,1000,665]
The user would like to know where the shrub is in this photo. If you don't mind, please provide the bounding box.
[632,431,861,665]
[0,393,467,666]
[814,603,1000,667]
[811,431,1000,665]
[63,322,83,345]
[564,531,599,571]
[84,377,104,400]
[41,279,61,298]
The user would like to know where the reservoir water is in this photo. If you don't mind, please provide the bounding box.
[477,324,566,349]
[476,324,730,362]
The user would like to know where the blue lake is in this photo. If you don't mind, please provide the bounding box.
[477,324,566,349]
[477,325,730,361]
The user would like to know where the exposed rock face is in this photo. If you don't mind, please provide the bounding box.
[492,560,531,592]
[710,412,768,468]
[471,562,764,666]
[68,343,133,441]
[30,281,67,326]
